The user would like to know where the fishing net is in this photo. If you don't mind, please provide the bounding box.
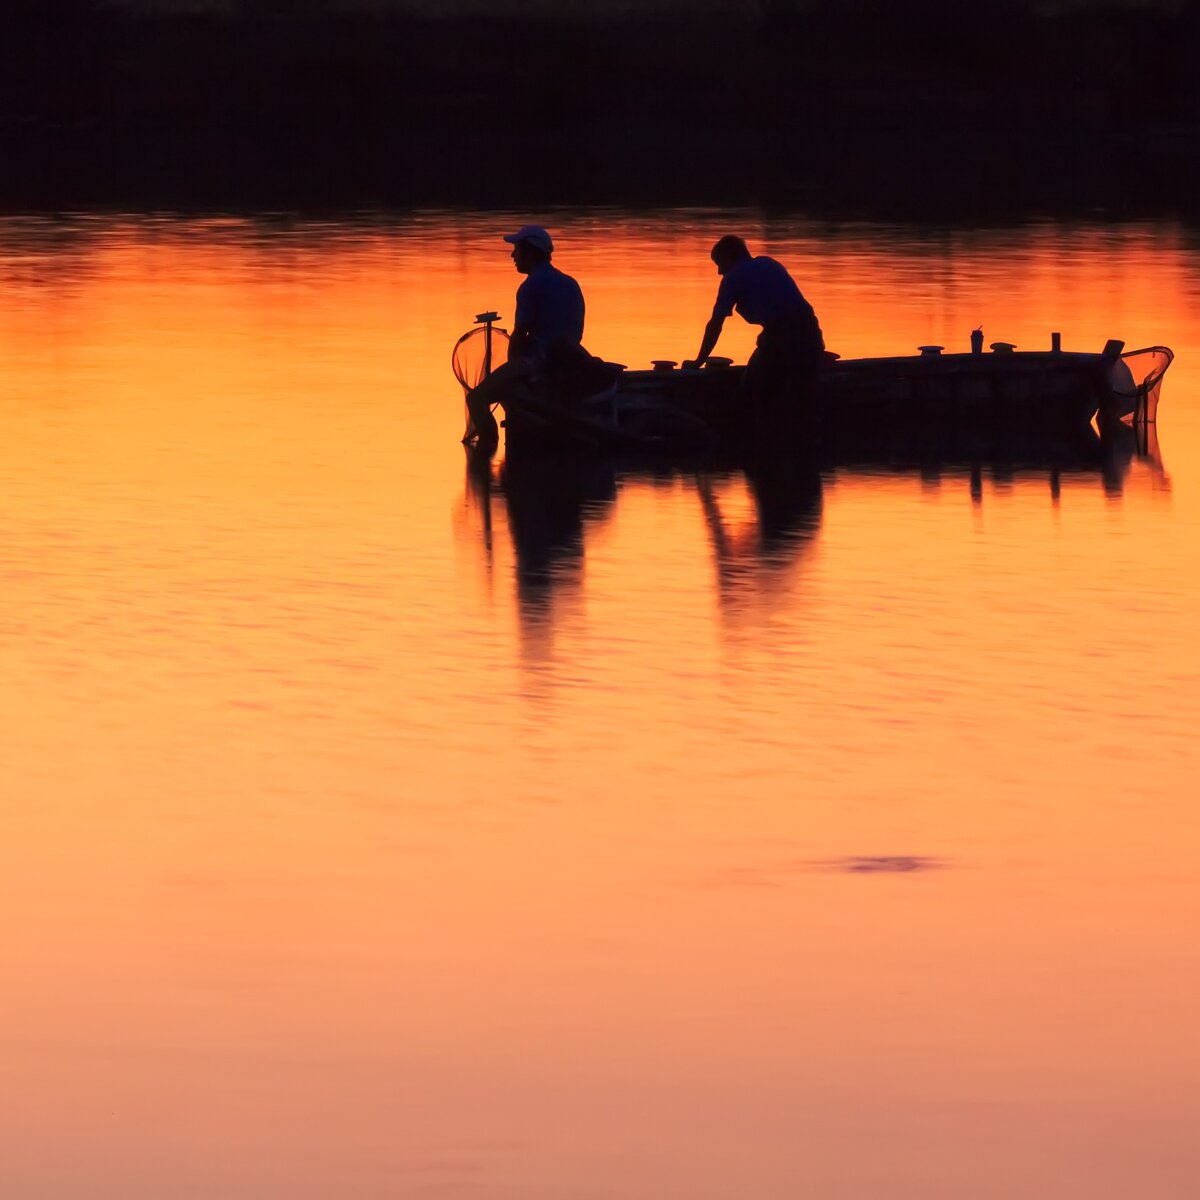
[1113,346,1173,423]
[452,324,510,394]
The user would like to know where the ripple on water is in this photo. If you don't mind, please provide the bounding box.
[828,855,944,873]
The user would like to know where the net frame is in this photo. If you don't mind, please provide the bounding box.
[452,324,511,393]
[453,318,511,445]
[1116,346,1173,423]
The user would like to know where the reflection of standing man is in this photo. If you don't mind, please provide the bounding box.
[465,224,588,452]
[685,235,824,443]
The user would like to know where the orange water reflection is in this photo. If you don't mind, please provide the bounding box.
[1,213,1198,1199]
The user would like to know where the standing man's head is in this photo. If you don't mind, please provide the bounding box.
[711,235,751,276]
[504,225,554,275]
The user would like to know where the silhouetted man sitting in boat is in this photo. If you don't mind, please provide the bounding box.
[465,224,597,452]
[684,235,825,445]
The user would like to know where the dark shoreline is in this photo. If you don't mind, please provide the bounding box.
[5,4,1200,219]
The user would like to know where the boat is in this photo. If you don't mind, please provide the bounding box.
[452,314,1172,457]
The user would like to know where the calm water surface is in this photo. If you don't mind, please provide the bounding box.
[3,211,1199,1198]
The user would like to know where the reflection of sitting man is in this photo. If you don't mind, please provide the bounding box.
[465,224,591,452]
[685,235,825,443]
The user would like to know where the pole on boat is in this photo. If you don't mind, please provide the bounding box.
[476,311,499,381]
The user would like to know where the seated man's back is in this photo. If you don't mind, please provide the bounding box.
[515,260,585,361]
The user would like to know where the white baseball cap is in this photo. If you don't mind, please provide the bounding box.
[503,224,553,254]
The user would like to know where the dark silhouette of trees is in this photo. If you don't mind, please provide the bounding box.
[1,0,1198,208]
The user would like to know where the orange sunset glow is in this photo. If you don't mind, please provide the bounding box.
[2,210,1199,1199]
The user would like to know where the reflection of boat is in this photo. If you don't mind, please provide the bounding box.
[483,417,1158,497]
[820,415,1166,501]
[460,449,825,644]
[453,316,1172,457]
[458,418,1163,655]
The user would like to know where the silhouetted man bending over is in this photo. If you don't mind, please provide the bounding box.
[465,224,588,452]
[686,235,825,444]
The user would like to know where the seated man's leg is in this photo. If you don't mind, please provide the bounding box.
[465,361,522,448]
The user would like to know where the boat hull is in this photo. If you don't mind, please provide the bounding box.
[493,346,1168,458]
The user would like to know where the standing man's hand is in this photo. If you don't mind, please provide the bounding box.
[689,315,724,374]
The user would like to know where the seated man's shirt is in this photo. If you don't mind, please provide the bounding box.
[515,263,586,359]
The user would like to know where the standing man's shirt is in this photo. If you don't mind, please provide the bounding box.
[515,262,585,359]
[713,255,816,330]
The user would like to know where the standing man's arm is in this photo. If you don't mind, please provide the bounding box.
[685,314,725,371]
[685,277,735,370]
